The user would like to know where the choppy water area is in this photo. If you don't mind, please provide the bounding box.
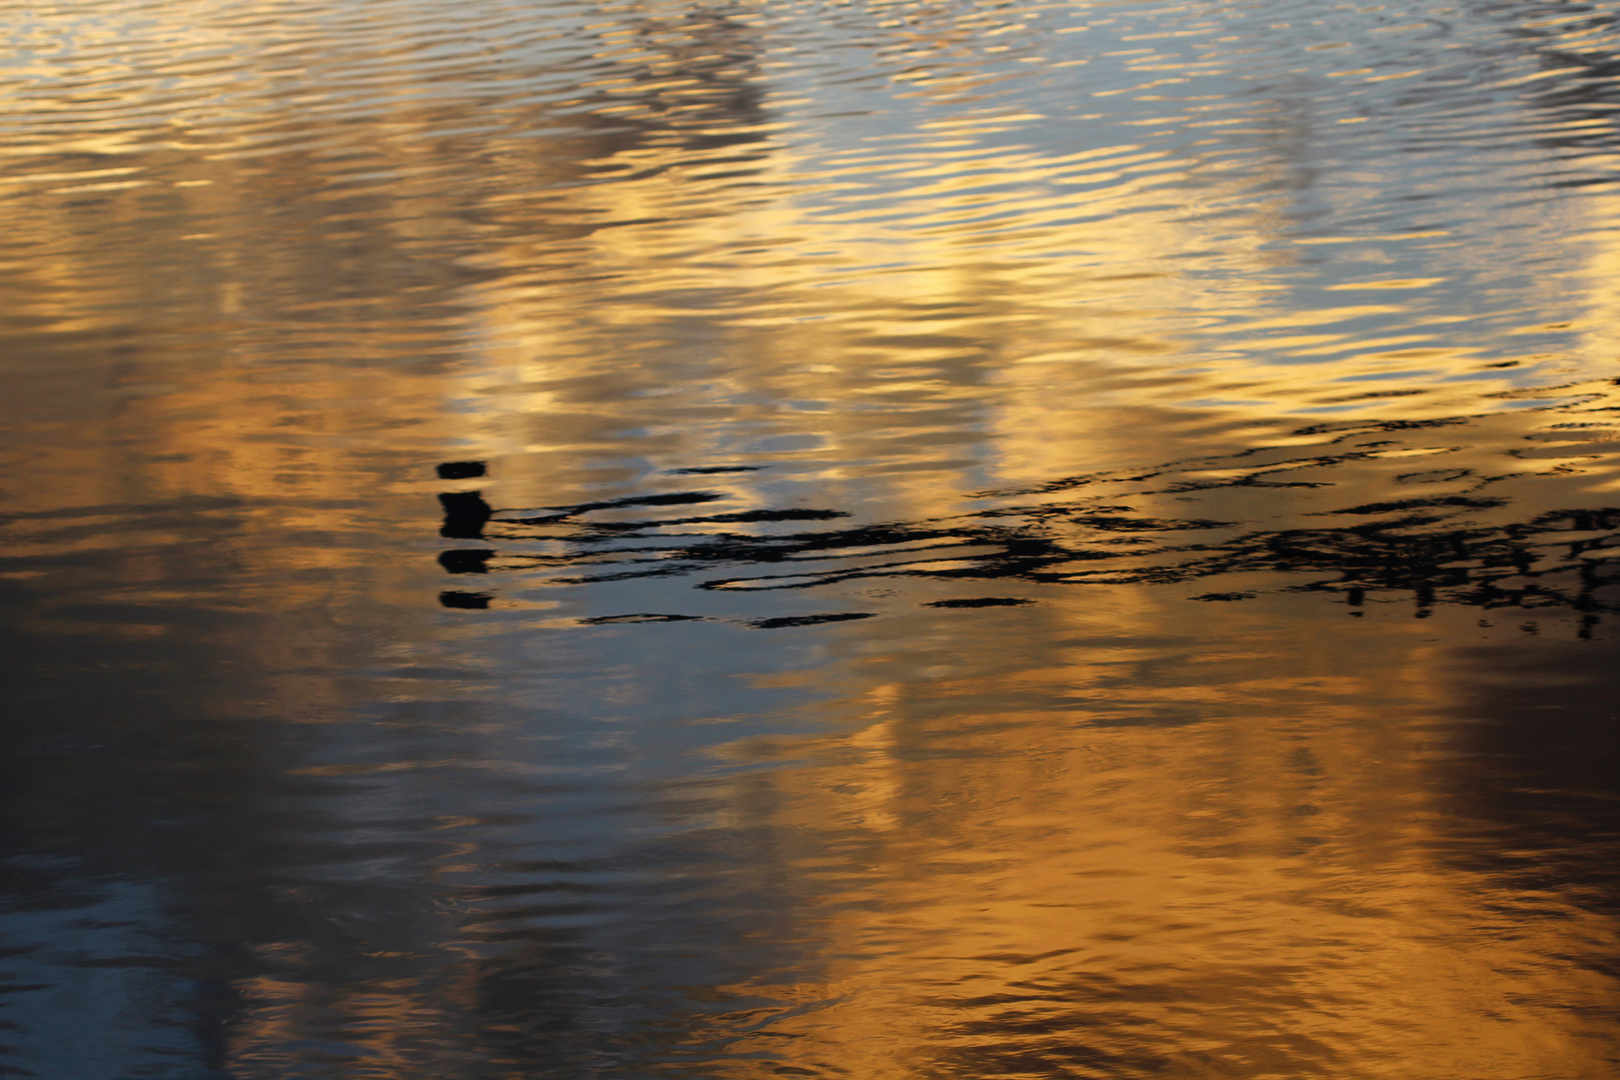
[4,0,1620,1074]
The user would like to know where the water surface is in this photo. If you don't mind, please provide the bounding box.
[3,0,1620,1076]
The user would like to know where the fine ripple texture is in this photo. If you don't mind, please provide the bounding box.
[2,0,1620,1077]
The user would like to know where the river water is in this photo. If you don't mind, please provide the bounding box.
[3,0,1620,1076]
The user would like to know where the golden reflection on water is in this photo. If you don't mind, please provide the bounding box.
[2,0,1620,1076]
[686,623,1620,1077]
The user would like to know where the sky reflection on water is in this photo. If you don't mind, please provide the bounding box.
[2,0,1619,1076]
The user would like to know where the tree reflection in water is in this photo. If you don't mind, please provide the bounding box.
[3,0,1620,1072]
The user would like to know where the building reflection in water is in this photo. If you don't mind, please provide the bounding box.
[0,0,1618,1076]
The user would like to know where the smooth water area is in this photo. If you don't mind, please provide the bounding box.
[3,0,1620,1076]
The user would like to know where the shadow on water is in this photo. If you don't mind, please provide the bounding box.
[435,390,1620,637]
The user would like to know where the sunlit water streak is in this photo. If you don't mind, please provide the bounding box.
[2,0,1619,1077]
